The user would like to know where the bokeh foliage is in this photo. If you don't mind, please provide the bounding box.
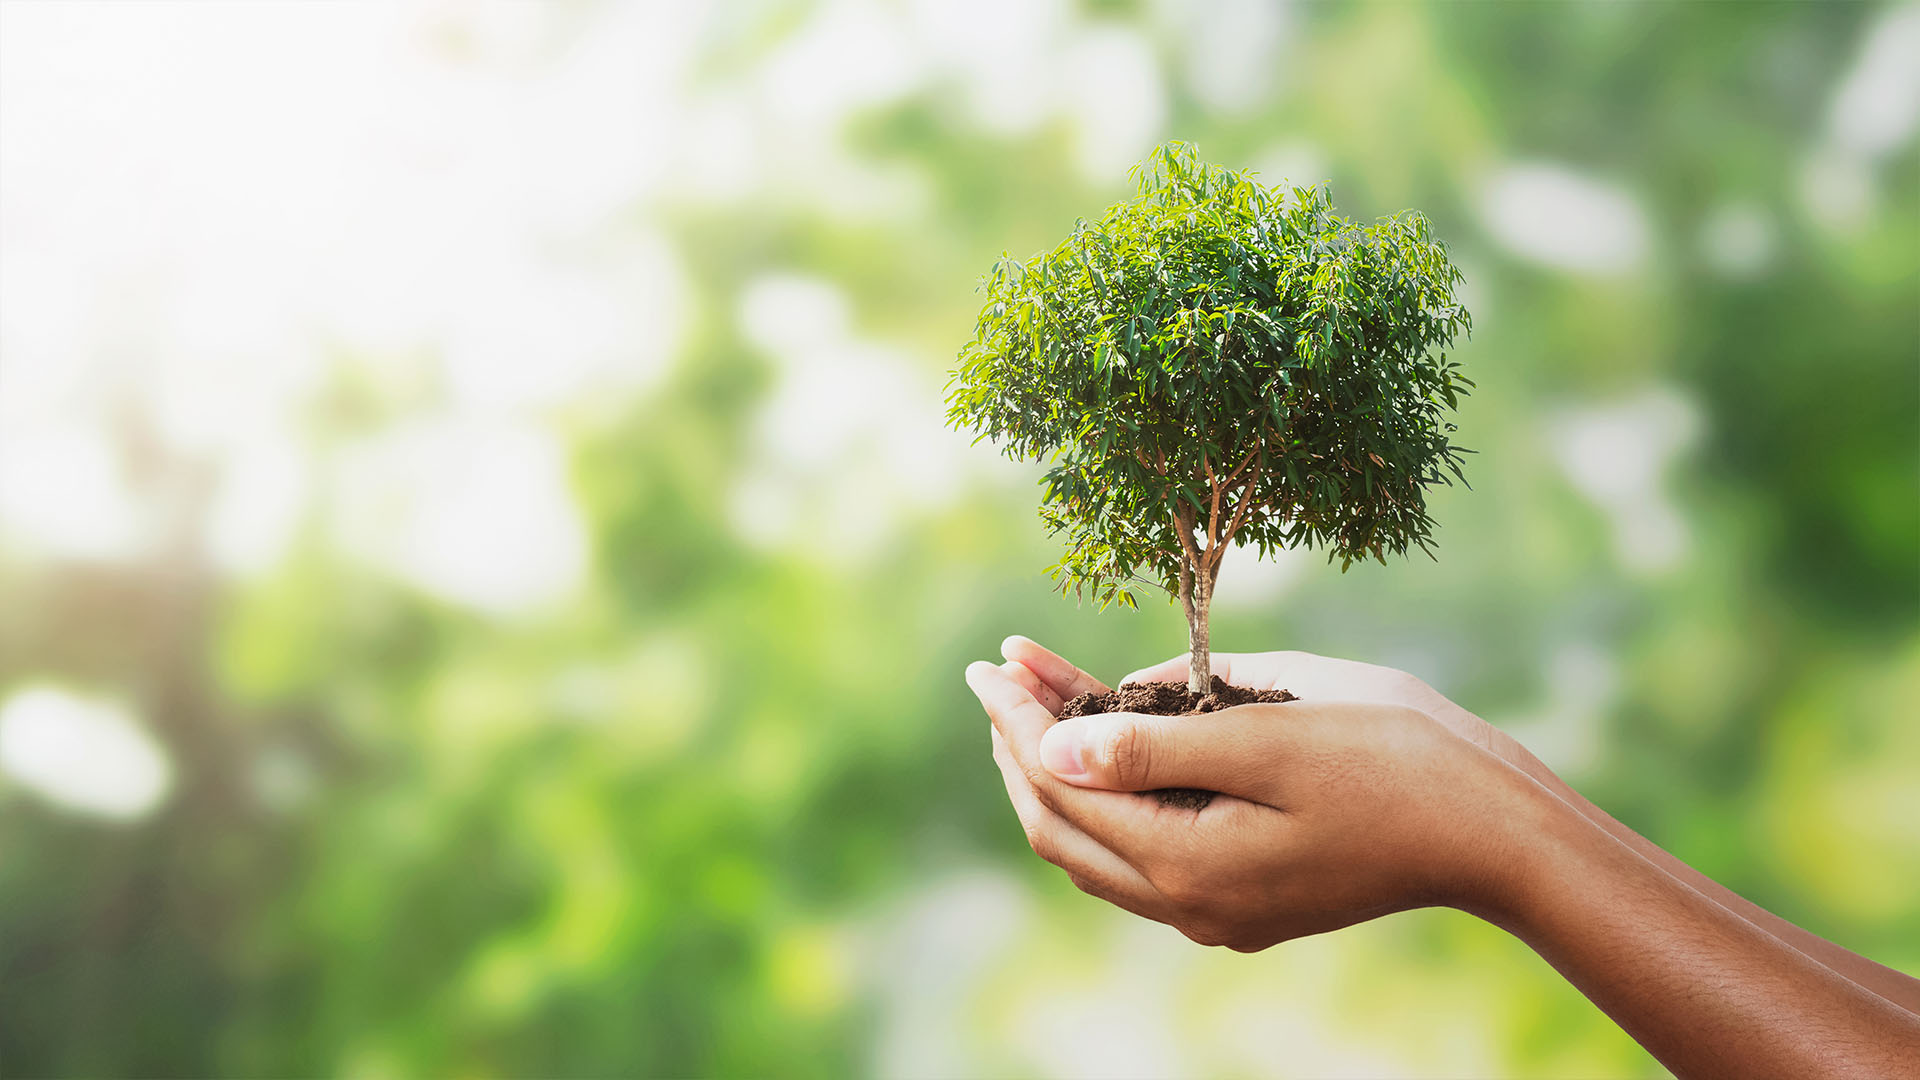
[1,3,1916,1079]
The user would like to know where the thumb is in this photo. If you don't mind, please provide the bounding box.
[1039,709,1284,799]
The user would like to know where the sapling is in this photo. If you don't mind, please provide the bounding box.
[947,142,1472,695]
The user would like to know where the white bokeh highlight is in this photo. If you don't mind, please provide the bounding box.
[1211,543,1315,613]
[1008,917,1189,1078]
[1550,388,1702,574]
[760,0,924,134]
[1163,0,1291,113]
[907,0,1071,135]
[0,2,692,580]
[0,686,171,821]
[1477,164,1650,275]
[1827,3,1920,160]
[731,274,977,562]
[331,419,588,615]
[1251,140,1331,190]
[869,870,1032,1077]
[1800,4,1920,232]
[0,422,148,562]
[1060,26,1170,183]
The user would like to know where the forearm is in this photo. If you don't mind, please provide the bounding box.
[1433,700,1920,1015]
[1539,766,1920,1014]
[1486,785,1920,1079]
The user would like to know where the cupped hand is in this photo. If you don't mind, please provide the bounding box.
[970,638,1552,951]
[980,640,1920,1079]
[1119,647,1552,789]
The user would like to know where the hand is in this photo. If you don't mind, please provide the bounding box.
[969,640,1549,951]
[974,637,1920,1078]
[1119,647,1552,788]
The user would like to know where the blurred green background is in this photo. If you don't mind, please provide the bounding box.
[1,2,1915,1077]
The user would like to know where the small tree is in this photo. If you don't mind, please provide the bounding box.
[947,143,1472,694]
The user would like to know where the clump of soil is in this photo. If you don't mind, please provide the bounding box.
[1056,677,1298,810]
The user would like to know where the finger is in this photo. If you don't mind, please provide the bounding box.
[1119,653,1236,688]
[1036,702,1314,802]
[1000,635,1110,702]
[988,727,1167,921]
[966,659,1057,750]
[967,660,1197,870]
[999,659,1063,715]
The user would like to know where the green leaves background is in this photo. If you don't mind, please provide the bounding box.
[0,4,1914,1078]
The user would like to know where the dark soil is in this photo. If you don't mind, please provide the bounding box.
[1057,677,1298,810]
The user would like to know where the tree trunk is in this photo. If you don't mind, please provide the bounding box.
[1181,561,1212,694]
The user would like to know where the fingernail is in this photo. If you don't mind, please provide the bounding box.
[1040,721,1088,777]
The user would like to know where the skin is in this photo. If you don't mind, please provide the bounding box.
[966,636,1920,1080]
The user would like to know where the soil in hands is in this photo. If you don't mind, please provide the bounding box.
[1056,677,1298,810]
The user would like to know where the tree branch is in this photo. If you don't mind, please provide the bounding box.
[1177,558,1195,625]
[1215,454,1265,573]
[1203,450,1223,552]
[1171,503,1204,572]
[1134,445,1168,477]
[1220,445,1261,490]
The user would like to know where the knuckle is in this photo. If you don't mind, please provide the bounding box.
[1021,820,1060,864]
[1017,758,1044,787]
[1026,778,1065,815]
[1017,757,1053,794]
[1100,722,1153,787]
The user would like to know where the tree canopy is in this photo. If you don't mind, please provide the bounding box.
[947,142,1474,614]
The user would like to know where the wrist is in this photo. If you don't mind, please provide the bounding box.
[1446,760,1605,932]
